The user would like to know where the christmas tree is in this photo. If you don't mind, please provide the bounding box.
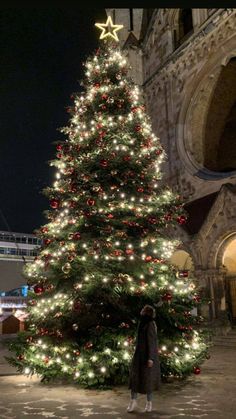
[8,17,208,388]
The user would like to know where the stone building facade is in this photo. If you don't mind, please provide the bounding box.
[106,8,236,333]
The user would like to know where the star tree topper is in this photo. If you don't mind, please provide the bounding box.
[95,16,123,42]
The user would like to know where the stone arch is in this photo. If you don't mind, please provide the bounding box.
[222,237,236,277]
[204,57,236,172]
[207,229,236,269]
[176,41,236,181]
[214,232,236,270]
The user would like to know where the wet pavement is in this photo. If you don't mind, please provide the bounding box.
[0,338,235,418]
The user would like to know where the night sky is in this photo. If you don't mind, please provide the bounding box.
[0,8,107,234]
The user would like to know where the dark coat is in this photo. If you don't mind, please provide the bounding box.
[129,317,161,394]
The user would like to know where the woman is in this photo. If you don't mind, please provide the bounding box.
[127,304,161,413]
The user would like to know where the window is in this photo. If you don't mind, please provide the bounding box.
[204,58,236,172]
[174,9,193,49]
[9,248,17,255]
[19,249,27,256]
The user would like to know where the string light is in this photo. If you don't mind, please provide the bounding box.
[14,30,208,389]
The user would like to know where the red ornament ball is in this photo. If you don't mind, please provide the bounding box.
[34,284,44,294]
[73,300,82,312]
[193,366,201,375]
[164,213,172,221]
[73,232,81,240]
[113,250,123,257]
[70,183,77,193]
[126,249,134,255]
[177,270,189,278]
[177,215,187,225]
[135,125,142,132]
[43,238,51,246]
[17,354,24,361]
[148,217,157,224]
[100,159,108,168]
[123,155,131,161]
[193,294,201,303]
[145,255,152,262]
[162,292,172,301]
[87,198,96,206]
[56,144,63,151]
[50,199,60,209]
[84,341,93,350]
[69,201,76,208]
[41,226,48,233]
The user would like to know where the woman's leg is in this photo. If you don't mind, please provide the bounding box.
[131,391,138,400]
[127,391,138,412]
[147,392,152,402]
[145,393,153,412]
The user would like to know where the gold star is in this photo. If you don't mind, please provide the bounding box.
[95,16,123,42]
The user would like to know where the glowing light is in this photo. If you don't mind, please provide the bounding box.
[95,16,123,42]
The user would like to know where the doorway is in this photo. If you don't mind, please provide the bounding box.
[223,237,236,324]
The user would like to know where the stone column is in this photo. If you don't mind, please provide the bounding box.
[194,269,212,320]
[194,268,231,333]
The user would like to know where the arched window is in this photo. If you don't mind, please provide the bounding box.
[174,9,193,49]
[140,9,155,40]
[204,58,236,172]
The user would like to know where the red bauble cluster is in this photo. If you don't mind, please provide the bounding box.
[177,215,187,225]
[50,199,60,209]
[73,232,81,240]
[34,284,44,294]
[119,322,130,329]
[148,217,158,224]
[87,198,96,206]
[73,299,82,312]
[162,292,172,301]
[125,249,134,255]
[41,226,48,233]
[164,213,172,221]
[56,144,63,151]
[107,213,114,219]
[70,183,77,193]
[100,159,108,167]
[193,294,201,303]
[177,270,189,278]
[123,155,131,161]
[113,250,123,257]
[84,341,93,350]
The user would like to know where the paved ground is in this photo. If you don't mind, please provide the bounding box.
[0,336,235,419]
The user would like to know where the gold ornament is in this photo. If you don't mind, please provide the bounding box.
[95,16,123,42]
[62,263,71,274]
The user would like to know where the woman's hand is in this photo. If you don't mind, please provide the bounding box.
[147,359,153,368]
